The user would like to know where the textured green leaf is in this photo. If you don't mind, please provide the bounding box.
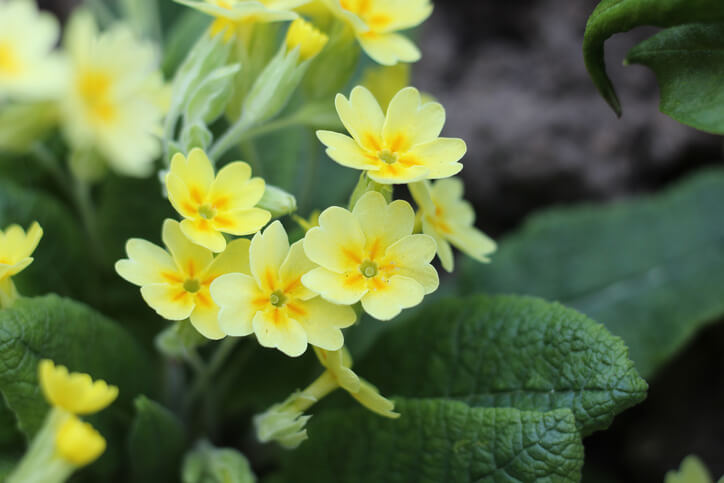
[182,440,255,483]
[128,396,186,483]
[358,295,646,436]
[625,23,724,134]
[0,398,21,448]
[583,0,724,116]
[0,295,153,439]
[0,180,86,298]
[460,168,724,378]
[279,399,584,483]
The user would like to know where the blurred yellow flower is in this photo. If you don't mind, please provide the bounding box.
[39,360,118,416]
[177,0,309,41]
[0,0,67,100]
[166,148,271,253]
[322,0,432,65]
[0,222,43,307]
[409,179,496,272]
[317,86,465,184]
[55,416,106,467]
[302,191,438,320]
[115,219,251,339]
[61,11,168,177]
[361,63,410,111]
[285,18,329,61]
[211,221,356,357]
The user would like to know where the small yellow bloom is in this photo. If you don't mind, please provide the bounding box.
[361,63,410,111]
[39,360,118,415]
[177,0,308,41]
[409,179,496,272]
[315,347,398,418]
[0,0,67,100]
[166,148,271,253]
[317,86,465,184]
[115,219,252,339]
[302,191,438,320]
[322,0,432,65]
[211,221,356,357]
[61,10,168,177]
[285,18,328,61]
[0,221,42,282]
[55,416,106,467]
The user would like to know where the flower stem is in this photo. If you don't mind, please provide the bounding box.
[208,116,255,162]
[183,337,240,412]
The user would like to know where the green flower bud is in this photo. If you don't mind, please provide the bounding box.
[257,185,297,218]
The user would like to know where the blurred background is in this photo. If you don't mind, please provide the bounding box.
[34,0,724,481]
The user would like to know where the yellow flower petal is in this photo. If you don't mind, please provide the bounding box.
[207,161,264,211]
[352,192,414,252]
[408,180,436,214]
[56,416,106,467]
[114,238,178,286]
[360,275,425,321]
[163,219,215,276]
[366,164,429,185]
[253,310,308,357]
[211,273,260,337]
[211,208,271,237]
[279,240,318,301]
[422,218,454,272]
[314,346,360,393]
[373,0,432,33]
[189,294,225,340]
[383,234,438,293]
[166,172,197,219]
[0,222,43,279]
[335,86,384,150]
[250,221,289,292]
[295,297,356,351]
[316,130,379,171]
[301,267,367,305]
[141,283,196,320]
[169,148,215,200]
[350,379,399,418]
[383,87,445,148]
[358,32,420,66]
[447,225,497,264]
[406,138,466,178]
[0,258,32,281]
[204,238,251,279]
[303,206,365,273]
[181,218,228,254]
[39,360,118,415]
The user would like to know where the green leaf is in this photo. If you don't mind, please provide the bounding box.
[0,454,17,481]
[582,0,724,116]
[182,440,255,483]
[279,400,583,483]
[0,295,154,439]
[0,398,21,448]
[460,168,724,378]
[128,396,186,483]
[0,180,86,298]
[358,295,646,436]
[625,23,724,134]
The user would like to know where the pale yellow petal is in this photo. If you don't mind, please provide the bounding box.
[314,347,360,393]
[447,225,497,263]
[115,238,178,286]
[316,130,379,171]
[374,0,432,33]
[431,177,465,205]
[353,192,414,254]
[250,221,289,292]
[358,32,420,66]
[212,208,271,236]
[361,275,425,320]
[366,164,429,185]
[39,360,118,415]
[279,240,317,300]
[303,206,365,273]
[295,297,355,351]
[169,148,214,202]
[384,234,438,293]
[141,283,196,321]
[211,273,261,337]
[301,267,367,305]
[350,379,399,418]
[335,86,384,150]
[204,238,251,280]
[56,416,106,466]
[0,258,33,280]
[163,219,215,276]
[408,180,436,214]
[180,218,228,254]
[422,218,454,272]
[253,310,308,357]
[189,297,225,340]
[406,138,466,178]
[383,87,444,149]
[166,172,197,219]
[208,162,265,211]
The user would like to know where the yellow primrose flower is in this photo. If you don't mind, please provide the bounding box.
[315,347,398,418]
[0,0,67,100]
[321,0,432,65]
[55,415,106,467]
[61,10,168,177]
[39,360,118,415]
[361,63,410,111]
[302,191,438,321]
[166,148,271,253]
[211,221,356,357]
[317,86,465,184]
[115,219,252,340]
[409,179,496,272]
[177,0,309,41]
[0,221,43,307]
[285,18,328,61]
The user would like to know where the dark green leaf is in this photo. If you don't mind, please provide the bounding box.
[582,0,724,116]
[0,398,21,448]
[128,396,186,483]
[625,23,724,134]
[358,295,647,436]
[460,168,724,378]
[279,400,583,483]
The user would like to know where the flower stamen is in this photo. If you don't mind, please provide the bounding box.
[270,290,288,307]
[359,260,378,278]
[198,204,217,220]
[378,149,398,165]
[184,278,201,293]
